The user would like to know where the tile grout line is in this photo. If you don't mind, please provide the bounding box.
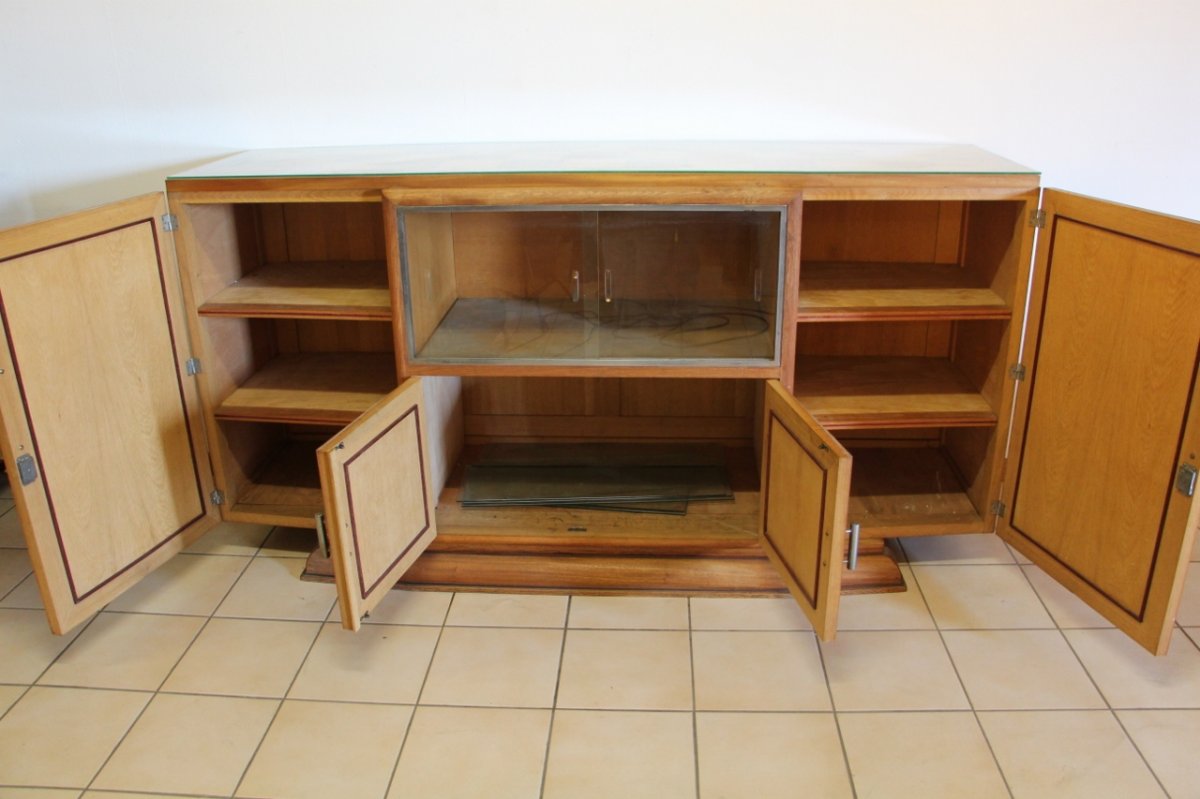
[904,551,1016,799]
[538,595,571,799]
[688,597,701,799]
[815,630,857,799]
[79,537,262,797]
[380,589,456,799]
[1012,563,1174,798]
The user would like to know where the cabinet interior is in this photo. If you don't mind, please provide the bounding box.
[175,192,1026,585]
[396,206,785,366]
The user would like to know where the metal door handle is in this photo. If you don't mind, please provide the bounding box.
[604,269,614,303]
[570,270,581,303]
[845,522,861,571]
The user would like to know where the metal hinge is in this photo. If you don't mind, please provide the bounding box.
[991,500,1007,517]
[1177,464,1198,498]
[1029,209,1046,229]
[210,489,225,506]
[1010,363,1026,381]
[185,357,201,376]
[161,213,179,232]
[15,454,38,486]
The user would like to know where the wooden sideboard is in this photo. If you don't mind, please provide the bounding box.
[0,143,1195,654]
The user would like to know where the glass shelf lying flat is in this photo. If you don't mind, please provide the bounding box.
[215,352,396,425]
[413,297,776,364]
[794,355,997,429]
[199,261,391,320]
[797,262,1010,322]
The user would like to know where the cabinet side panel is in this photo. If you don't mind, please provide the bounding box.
[402,213,458,354]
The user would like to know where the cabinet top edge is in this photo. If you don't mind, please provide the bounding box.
[169,141,1039,180]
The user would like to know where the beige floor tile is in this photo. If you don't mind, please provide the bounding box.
[1193,533,1200,562]
[901,533,1016,565]
[568,595,689,629]
[696,712,851,798]
[92,693,277,796]
[0,686,149,788]
[943,629,1106,710]
[236,700,412,799]
[421,626,562,707]
[1174,561,1200,626]
[0,608,82,683]
[0,548,31,596]
[1117,709,1200,799]
[0,573,43,609]
[543,710,694,799]
[357,588,451,626]
[912,564,1054,629]
[104,553,249,616]
[1008,542,1034,564]
[690,596,811,630]
[693,631,830,711]
[821,630,969,711]
[1022,563,1114,628]
[0,683,27,716]
[1065,627,1200,708]
[81,792,179,798]
[257,525,319,558]
[837,564,935,630]
[980,710,1165,798]
[7,789,84,798]
[162,618,320,697]
[557,629,692,710]
[388,706,551,799]
[289,622,439,704]
[185,521,272,555]
[215,556,336,621]
[445,592,568,627]
[1188,627,1200,649]
[840,711,1008,799]
[0,504,25,548]
[39,612,204,691]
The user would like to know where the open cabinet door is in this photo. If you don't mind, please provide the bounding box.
[1000,190,1200,655]
[760,380,850,639]
[319,377,437,630]
[0,194,219,633]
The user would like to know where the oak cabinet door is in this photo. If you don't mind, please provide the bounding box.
[0,194,219,633]
[759,380,851,639]
[1000,190,1200,654]
[319,377,438,630]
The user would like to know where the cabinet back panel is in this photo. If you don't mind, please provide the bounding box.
[450,211,593,300]
[258,202,386,262]
[794,321,952,357]
[801,201,963,264]
[962,200,1030,304]
[272,319,394,354]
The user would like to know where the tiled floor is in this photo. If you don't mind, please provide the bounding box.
[1,498,1199,798]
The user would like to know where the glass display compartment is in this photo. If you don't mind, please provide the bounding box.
[395,205,787,368]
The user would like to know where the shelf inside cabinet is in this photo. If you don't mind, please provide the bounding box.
[215,352,397,425]
[794,356,997,429]
[847,446,984,533]
[227,438,324,528]
[797,262,1010,322]
[199,261,391,320]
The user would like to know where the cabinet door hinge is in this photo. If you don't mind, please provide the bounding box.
[161,213,179,232]
[1177,464,1198,498]
[1029,209,1046,229]
[185,357,201,376]
[991,500,1007,517]
[1010,363,1026,381]
[210,489,225,506]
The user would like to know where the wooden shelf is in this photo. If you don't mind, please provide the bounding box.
[200,261,391,320]
[216,352,397,425]
[848,446,986,535]
[227,439,323,528]
[794,355,997,429]
[797,262,1010,322]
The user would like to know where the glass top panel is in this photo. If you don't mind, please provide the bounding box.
[171,141,1037,180]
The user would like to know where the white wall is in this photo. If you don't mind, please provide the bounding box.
[2,0,1198,225]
